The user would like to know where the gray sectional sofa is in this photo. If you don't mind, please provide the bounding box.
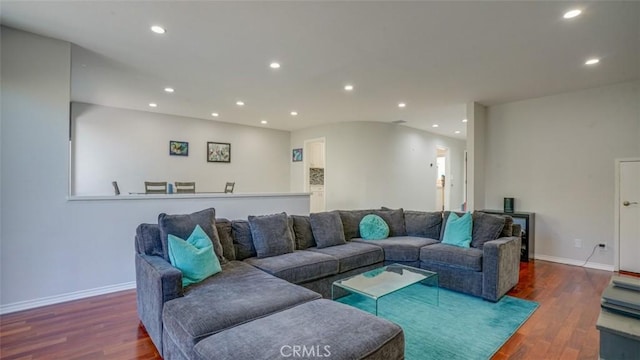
[135,207,521,359]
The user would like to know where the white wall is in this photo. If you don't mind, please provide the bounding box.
[72,102,290,195]
[291,122,466,211]
[466,102,487,210]
[0,28,309,312]
[484,81,640,267]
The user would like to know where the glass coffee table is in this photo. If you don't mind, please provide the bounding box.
[332,264,438,315]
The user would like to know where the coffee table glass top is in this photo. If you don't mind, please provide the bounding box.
[332,264,438,300]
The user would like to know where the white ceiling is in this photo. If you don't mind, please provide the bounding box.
[1,1,639,139]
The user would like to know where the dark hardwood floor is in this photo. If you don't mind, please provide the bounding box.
[0,260,624,359]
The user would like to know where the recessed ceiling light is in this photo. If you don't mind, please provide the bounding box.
[398,103,406,108]
[454,130,461,134]
[149,103,158,108]
[261,120,268,124]
[290,111,298,116]
[563,9,582,19]
[585,58,600,65]
[211,112,219,117]
[270,62,281,69]
[462,119,468,123]
[432,124,439,128]
[150,25,166,34]
[344,84,354,91]
[164,87,174,93]
[236,100,245,106]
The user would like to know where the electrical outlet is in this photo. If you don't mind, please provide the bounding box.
[574,239,583,248]
[598,243,607,251]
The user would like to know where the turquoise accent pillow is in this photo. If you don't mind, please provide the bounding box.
[441,212,473,248]
[168,224,222,287]
[359,214,389,240]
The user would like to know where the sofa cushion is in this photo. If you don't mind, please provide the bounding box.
[442,212,472,248]
[215,218,236,261]
[353,236,439,262]
[471,212,506,249]
[162,261,321,360]
[339,210,373,240]
[419,243,483,271]
[310,211,347,248]
[291,215,316,250]
[374,209,407,237]
[244,250,339,284]
[231,220,256,260]
[309,242,384,273]
[360,214,389,240]
[501,216,514,237]
[193,299,404,360]
[158,208,227,264]
[168,225,222,287]
[248,212,295,258]
[404,210,442,239]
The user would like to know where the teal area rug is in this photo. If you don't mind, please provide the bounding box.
[336,284,538,360]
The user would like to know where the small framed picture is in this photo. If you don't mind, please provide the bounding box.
[207,142,231,163]
[292,148,303,162]
[169,141,189,156]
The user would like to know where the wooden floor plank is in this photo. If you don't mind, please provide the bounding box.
[0,260,617,359]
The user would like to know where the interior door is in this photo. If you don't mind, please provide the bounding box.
[619,160,640,273]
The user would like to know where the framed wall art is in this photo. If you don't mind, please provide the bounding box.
[292,148,303,162]
[169,140,189,156]
[207,142,231,163]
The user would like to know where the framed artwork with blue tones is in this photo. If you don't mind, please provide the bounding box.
[292,148,303,162]
[170,141,189,156]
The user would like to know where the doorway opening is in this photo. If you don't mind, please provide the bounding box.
[435,147,449,211]
[304,138,326,213]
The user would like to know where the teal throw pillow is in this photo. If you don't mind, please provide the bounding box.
[441,212,473,248]
[168,224,222,287]
[359,214,389,240]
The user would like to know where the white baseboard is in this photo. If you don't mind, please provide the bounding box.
[0,281,136,315]
[534,254,614,272]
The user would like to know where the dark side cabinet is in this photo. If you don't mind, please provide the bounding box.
[482,210,535,262]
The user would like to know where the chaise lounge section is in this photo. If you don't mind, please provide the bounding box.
[135,209,401,359]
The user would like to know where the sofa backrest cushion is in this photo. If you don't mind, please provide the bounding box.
[341,208,408,239]
[339,210,373,240]
[310,211,347,248]
[403,210,442,239]
[135,223,163,258]
[158,208,227,264]
[248,212,295,258]
[232,220,256,260]
[215,218,236,261]
[291,215,317,249]
[471,212,506,249]
[501,216,514,237]
[373,209,407,237]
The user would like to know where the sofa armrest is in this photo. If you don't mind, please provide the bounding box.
[135,253,183,356]
[481,236,521,302]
